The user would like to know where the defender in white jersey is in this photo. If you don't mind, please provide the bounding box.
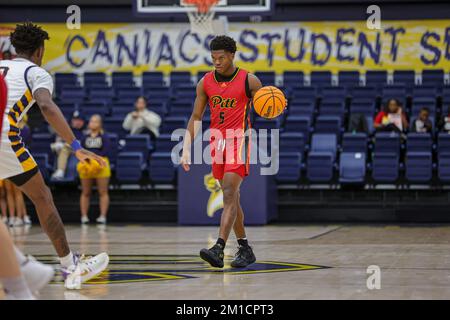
[1,22,110,290]
[0,58,53,178]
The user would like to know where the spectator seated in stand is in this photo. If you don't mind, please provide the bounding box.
[374,98,409,134]
[122,96,161,141]
[51,111,86,180]
[411,107,433,133]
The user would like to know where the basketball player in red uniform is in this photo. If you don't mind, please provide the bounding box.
[181,36,262,268]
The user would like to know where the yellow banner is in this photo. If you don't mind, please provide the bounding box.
[1,20,449,74]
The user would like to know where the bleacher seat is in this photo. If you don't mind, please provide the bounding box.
[89,87,115,101]
[422,69,444,87]
[173,86,196,100]
[372,152,399,183]
[155,134,179,153]
[382,84,407,100]
[339,152,366,183]
[412,86,438,99]
[437,133,450,182]
[170,71,192,87]
[276,152,302,183]
[342,133,367,153]
[310,133,337,160]
[283,71,304,87]
[254,117,281,131]
[111,106,133,118]
[59,87,85,103]
[288,102,315,117]
[338,71,360,87]
[393,70,416,87]
[112,72,135,88]
[104,117,127,138]
[279,132,305,153]
[372,132,401,183]
[143,86,171,99]
[107,133,119,170]
[123,135,153,160]
[307,152,334,182]
[349,101,375,116]
[310,71,332,87]
[55,73,79,94]
[284,115,311,142]
[79,102,109,118]
[319,102,345,118]
[291,87,317,105]
[149,152,176,184]
[160,116,188,134]
[366,70,387,87]
[116,87,142,100]
[115,152,146,184]
[84,72,107,88]
[169,101,193,116]
[314,115,341,136]
[142,72,164,87]
[374,132,401,154]
[255,71,276,86]
[350,87,378,100]
[405,133,433,183]
[320,86,347,99]
[59,102,77,119]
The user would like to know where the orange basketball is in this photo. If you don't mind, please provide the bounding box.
[253,86,287,119]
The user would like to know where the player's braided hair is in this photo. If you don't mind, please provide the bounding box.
[210,35,237,53]
[10,22,49,56]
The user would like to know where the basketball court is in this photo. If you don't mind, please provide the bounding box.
[7,224,450,300]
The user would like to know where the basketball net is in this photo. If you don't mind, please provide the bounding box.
[183,0,228,35]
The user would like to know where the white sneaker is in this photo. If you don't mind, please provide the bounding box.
[81,216,89,224]
[23,215,32,225]
[96,216,107,225]
[8,217,15,227]
[21,255,55,294]
[62,252,109,290]
[51,169,65,180]
[13,218,24,227]
[1,216,8,224]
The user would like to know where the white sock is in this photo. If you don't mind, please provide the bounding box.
[14,246,27,265]
[59,252,74,268]
[1,275,34,299]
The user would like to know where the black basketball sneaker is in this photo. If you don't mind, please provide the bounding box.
[200,244,224,268]
[231,245,256,268]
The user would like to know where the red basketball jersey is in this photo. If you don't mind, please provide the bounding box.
[203,68,251,138]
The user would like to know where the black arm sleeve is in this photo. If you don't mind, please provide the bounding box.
[245,74,252,99]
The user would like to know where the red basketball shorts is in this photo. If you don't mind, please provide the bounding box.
[210,136,251,181]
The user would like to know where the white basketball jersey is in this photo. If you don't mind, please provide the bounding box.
[0,57,53,131]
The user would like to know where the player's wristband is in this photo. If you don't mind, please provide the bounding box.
[70,139,82,152]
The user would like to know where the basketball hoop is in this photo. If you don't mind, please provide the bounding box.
[182,0,228,35]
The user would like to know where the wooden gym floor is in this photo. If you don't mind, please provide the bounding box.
[5,224,450,300]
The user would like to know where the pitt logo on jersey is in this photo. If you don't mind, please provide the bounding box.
[210,95,237,109]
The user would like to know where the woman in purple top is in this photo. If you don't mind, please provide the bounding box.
[78,114,111,225]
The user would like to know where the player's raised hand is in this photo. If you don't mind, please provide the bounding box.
[180,151,191,172]
[75,148,106,167]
